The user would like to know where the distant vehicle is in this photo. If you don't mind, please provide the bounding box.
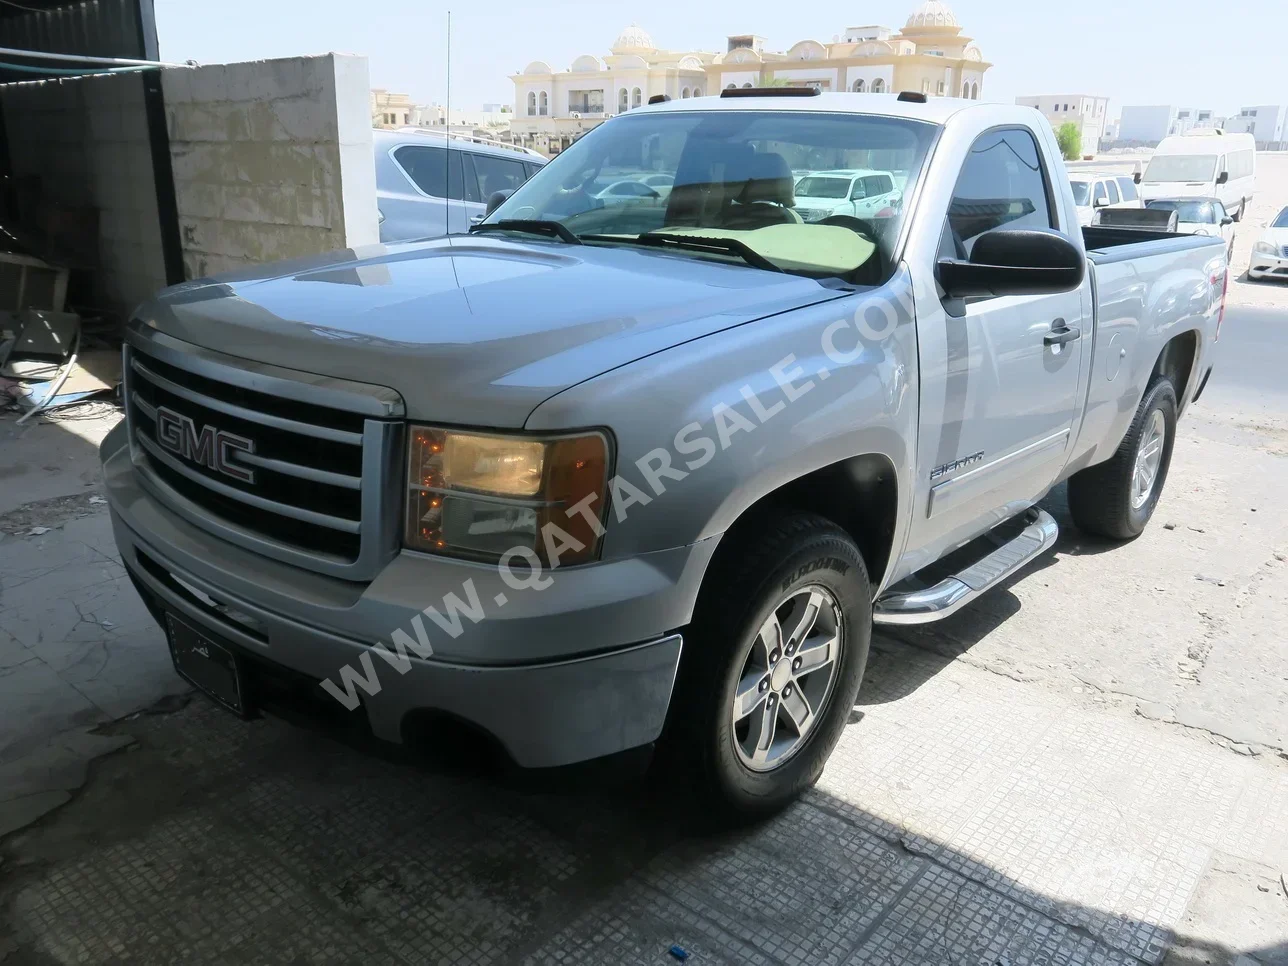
[595,180,667,206]
[793,169,901,223]
[374,128,546,241]
[1145,198,1235,255]
[1069,172,1142,227]
[1112,174,1141,207]
[1094,207,1178,232]
[1248,205,1288,282]
[1138,130,1256,221]
[638,173,675,191]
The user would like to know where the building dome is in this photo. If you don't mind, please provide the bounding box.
[612,24,655,51]
[905,0,959,28]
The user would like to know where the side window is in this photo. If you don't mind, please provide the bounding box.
[1093,181,1108,205]
[469,153,529,200]
[394,145,464,200]
[1105,180,1120,204]
[1117,177,1139,202]
[946,128,1056,256]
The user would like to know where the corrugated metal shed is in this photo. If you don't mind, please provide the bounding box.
[0,0,182,292]
[0,0,156,81]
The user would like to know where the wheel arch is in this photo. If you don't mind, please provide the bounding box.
[1152,328,1200,409]
[700,453,901,602]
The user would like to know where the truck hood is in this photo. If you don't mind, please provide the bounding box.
[143,236,846,428]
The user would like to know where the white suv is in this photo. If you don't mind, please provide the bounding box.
[1069,172,1142,227]
[793,169,902,223]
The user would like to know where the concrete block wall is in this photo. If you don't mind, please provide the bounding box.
[0,73,169,313]
[162,54,378,279]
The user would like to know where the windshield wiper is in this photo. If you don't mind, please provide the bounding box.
[582,232,783,274]
[469,220,583,245]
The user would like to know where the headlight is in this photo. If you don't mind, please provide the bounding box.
[405,426,611,566]
[1253,241,1278,256]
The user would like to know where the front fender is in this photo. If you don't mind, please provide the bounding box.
[525,269,920,568]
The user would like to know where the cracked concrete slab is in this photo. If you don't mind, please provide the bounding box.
[0,727,135,837]
[0,660,102,766]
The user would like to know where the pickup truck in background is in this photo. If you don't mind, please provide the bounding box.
[102,92,1227,819]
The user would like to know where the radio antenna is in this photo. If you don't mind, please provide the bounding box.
[444,11,451,233]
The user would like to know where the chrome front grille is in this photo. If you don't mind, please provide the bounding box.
[124,325,404,581]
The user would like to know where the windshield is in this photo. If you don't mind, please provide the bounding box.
[1143,155,1217,183]
[1274,207,1288,229]
[485,110,938,282]
[1146,199,1217,224]
[1070,181,1091,206]
[795,177,852,199]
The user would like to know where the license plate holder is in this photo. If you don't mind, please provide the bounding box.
[165,614,248,717]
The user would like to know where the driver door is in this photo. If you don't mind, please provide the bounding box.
[907,127,1090,563]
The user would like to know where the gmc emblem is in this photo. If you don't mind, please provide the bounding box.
[155,406,256,484]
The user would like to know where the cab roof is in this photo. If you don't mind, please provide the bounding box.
[636,91,989,126]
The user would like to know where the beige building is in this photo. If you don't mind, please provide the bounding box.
[509,1,991,155]
[371,89,414,129]
[1016,94,1110,157]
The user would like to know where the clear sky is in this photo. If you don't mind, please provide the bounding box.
[154,0,1282,119]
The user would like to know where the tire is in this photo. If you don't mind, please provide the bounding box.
[1067,378,1178,540]
[662,512,872,821]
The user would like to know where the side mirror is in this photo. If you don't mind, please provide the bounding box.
[1216,171,1229,185]
[937,228,1086,300]
[1221,216,1233,226]
[485,189,514,217]
[1094,196,1111,207]
[1133,172,1142,184]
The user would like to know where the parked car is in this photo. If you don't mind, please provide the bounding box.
[103,94,1227,820]
[374,128,546,241]
[1138,130,1256,221]
[1069,172,1142,227]
[1145,198,1235,255]
[793,169,902,222]
[1248,205,1288,282]
[594,179,667,206]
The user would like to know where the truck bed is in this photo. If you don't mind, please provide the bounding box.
[1082,227,1222,264]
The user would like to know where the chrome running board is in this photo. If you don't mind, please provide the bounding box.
[873,508,1059,625]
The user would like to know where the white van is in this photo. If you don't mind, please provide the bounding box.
[1138,130,1256,221]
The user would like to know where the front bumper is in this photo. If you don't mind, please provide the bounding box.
[1249,251,1288,279]
[102,423,714,768]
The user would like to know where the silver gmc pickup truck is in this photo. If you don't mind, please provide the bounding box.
[102,91,1227,817]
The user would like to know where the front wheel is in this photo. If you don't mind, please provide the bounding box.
[1067,378,1178,540]
[663,513,872,820]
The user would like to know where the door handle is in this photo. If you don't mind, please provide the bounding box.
[469,214,484,225]
[1044,322,1081,347]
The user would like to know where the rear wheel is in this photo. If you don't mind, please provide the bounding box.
[662,513,872,820]
[1067,378,1178,540]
